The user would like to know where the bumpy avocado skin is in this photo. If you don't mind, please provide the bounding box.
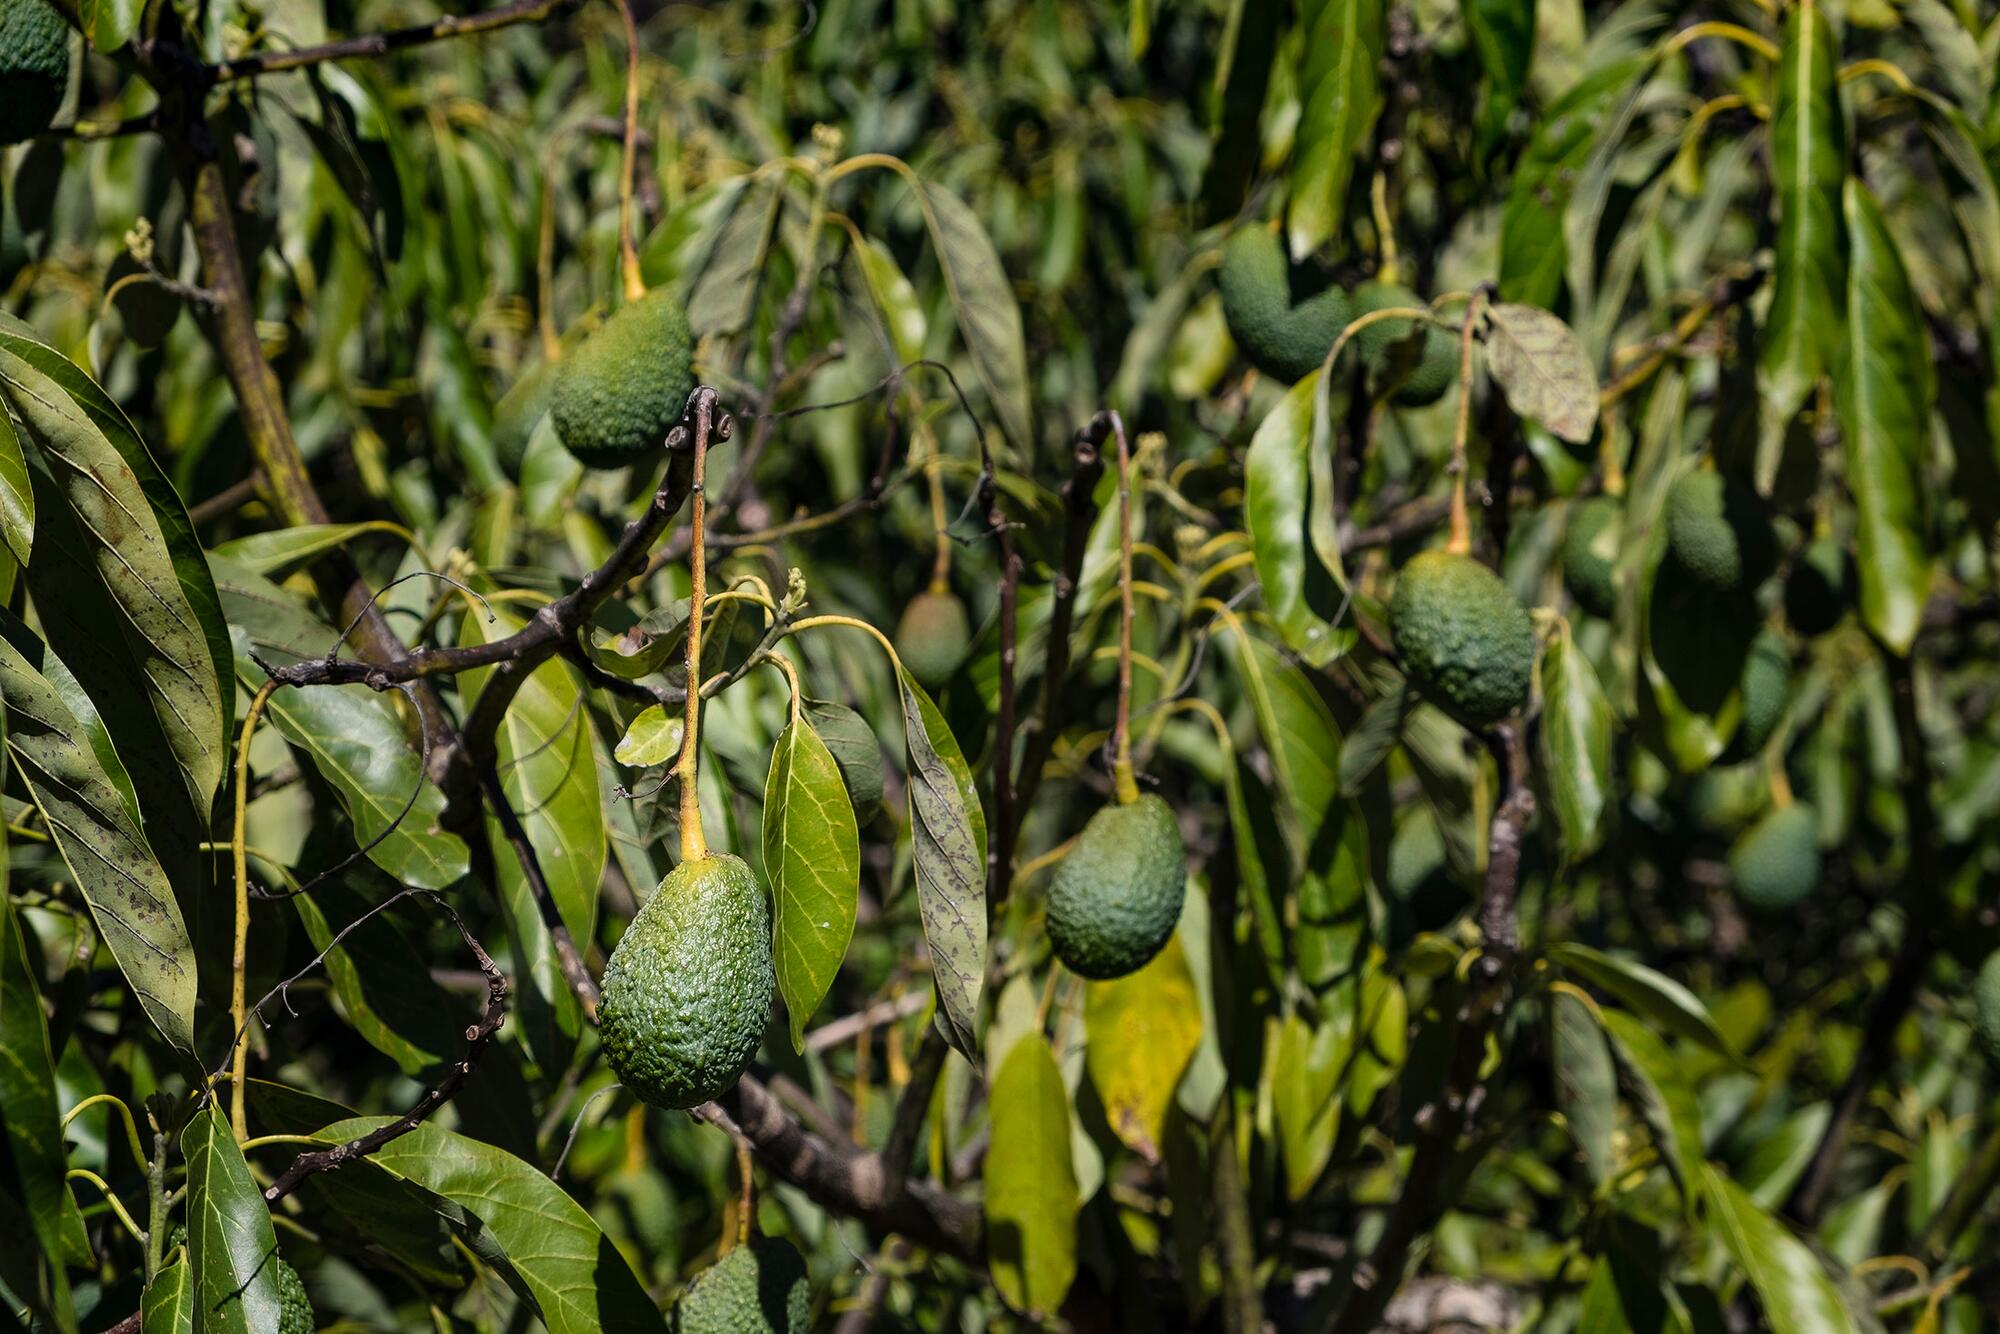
[274,1257,315,1334]
[600,853,774,1109]
[1046,795,1186,980]
[493,358,559,476]
[1784,537,1852,636]
[1666,470,1777,592]
[893,589,971,686]
[549,288,694,469]
[672,1237,811,1334]
[1352,281,1455,406]
[1562,495,1622,619]
[1388,550,1536,725]
[1217,227,1352,384]
[1974,951,2000,1067]
[0,0,69,145]
[1728,804,1820,913]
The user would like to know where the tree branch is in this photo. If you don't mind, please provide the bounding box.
[208,0,585,82]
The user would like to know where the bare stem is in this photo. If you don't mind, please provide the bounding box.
[612,0,646,302]
[1445,290,1488,557]
[678,424,712,862]
[228,681,279,1141]
[1109,412,1138,805]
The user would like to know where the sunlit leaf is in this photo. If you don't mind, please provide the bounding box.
[1483,303,1599,443]
[1286,0,1383,260]
[1551,986,1617,1184]
[1084,932,1202,1161]
[1701,1166,1862,1334]
[184,1107,284,1334]
[764,717,860,1049]
[898,671,986,1057]
[985,1034,1077,1317]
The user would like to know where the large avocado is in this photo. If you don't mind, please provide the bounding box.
[1388,550,1536,726]
[549,287,694,469]
[672,1237,811,1333]
[1351,280,1456,406]
[600,853,774,1108]
[1046,794,1186,980]
[274,1256,315,1334]
[894,588,971,687]
[1666,470,1778,592]
[1561,495,1622,619]
[1217,226,1352,385]
[1728,804,1820,913]
[0,0,69,145]
[1730,630,1791,758]
[1784,537,1853,637]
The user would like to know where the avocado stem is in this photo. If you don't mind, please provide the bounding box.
[1110,411,1139,805]
[1445,290,1487,557]
[925,432,952,590]
[229,678,280,1142]
[677,417,711,863]
[536,129,569,361]
[612,0,647,304]
[1370,171,1400,287]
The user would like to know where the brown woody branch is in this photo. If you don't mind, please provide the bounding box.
[208,0,584,82]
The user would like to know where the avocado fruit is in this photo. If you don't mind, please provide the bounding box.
[549,287,695,469]
[894,588,971,687]
[1388,550,1536,726]
[1217,226,1353,384]
[1046,794,1186,980]
[493,357,560,476]
[1974,951,2000,1066]
[1665,470,1778,592]
[1648,549,1760,716]
[600,853,774,1108]
[672,1236,810,1333]
[1562,495,1622,619]
[1728,804,1820,913]
[275,1256,314,1334]
[0,0,69,145]
[1352,280,1456,406]
[1784,537,1852,637]
[1731,630,1790,758]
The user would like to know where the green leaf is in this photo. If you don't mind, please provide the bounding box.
[850,236,928,369]
[140,1253,194,1334]
[1245,374,1351,665]
[1286,0,1384,260]
[79,0,142,51]
[1462,0,1536,147]
[1701,1165,1861,1334]
[0,896,74,1331]
[183,1106,284,1334]
[804,699,884,823]
[1338,680,1407,796]
[898,671,987,1057]
[764,718,860,1050]
[1599,1007,1704,1200]
[0,408,33,564]
[293,884,462,1076]
[984,1034,1078,1318]
[307,1119,667,1333]
[209,522,407,578]
[0,624,195,1052]
[1084,932,1203,1162]
[612,704,682,767]
[1222,626,1341,855]
[1759,0,1847,419]
[1551,987,1618,1185]
[1270,1008,1347,1200]
[1539,618,1613,858]
[1482,303,1599,443]
[1551,943,1732,1057]
[1835,179,1932,655]
[684,174,781,337]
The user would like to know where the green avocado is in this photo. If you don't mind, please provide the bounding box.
[549,287,694,469]
[672,1237,811,1333]
[1784,537,1852,637]
[1728,804,1820,913]
[0,0,69,145]
[894,588,971,687]
[1666,470,1777,592]
[274,1256,314,1334]
[600,853,773,1109]
[1974,951,2000,1066]
[1352,280,1456,406]
[1046,794,1186,980]
[1217,226,1352,384]
[493,357,560,476]
[1731,630,1790,758]
[1388,550,1536,725]
[1562,495,1622,619]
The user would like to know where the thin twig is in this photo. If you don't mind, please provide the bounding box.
[208,0,585,81]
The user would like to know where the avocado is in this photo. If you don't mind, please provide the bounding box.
[0,0,69,145]
[1732,630,1790,757]
[1665,470,1778,592]
[1974,951,2000,1066]
[893,588,971,686]
[1562,495,1622,619]
[493,357,560,476]
[672,1237,810,1333]
[549,287,694,469]
[1784,537,1852,636]
[600,853,774,1108]
[274,1256,314,1334]
[1217,226,1352,384]
[1352,280,1456,406]
[1649,550,1760,716]
[1388,550,1536,725]
[1046,794,1186,980]
[1727,804,1820,913]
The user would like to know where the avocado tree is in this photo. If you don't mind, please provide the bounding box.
[4,0,2000,1328]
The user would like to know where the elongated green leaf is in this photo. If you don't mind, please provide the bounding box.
[1599,1007,1703,1199]
[209,521,407,577]
[307,1119,667,1333]
[140,1253,194,1334]
[1245,375,1350,665]
[1286,0,1384,259]
[1702,1166,1860,1334]
[1540,619,1613,858]
[1483,303,1599,443]
[1498,59,1645,307]
[851,236,928,369]
[1835,179,1932,655]
[985,1035,1078,1318]
[899,672,986,1056]
[1084,933,1202,1162]
[805,699,884,822]
[0,626,195,1052]
[80,0,142,51]
[0,409,32,564]
[1552,943,1732,1057]
[0,896,74,1331]
[1271,1009,1347,1201]
[183,1106,283,1334]
[1551,987,1618,1184]
[684,174,781,337]
[294,885,461,1076]
[1222,626,1341,855]
[1463,0,1536,147]
[765,718,860,1050]
[1760,0,1847,419]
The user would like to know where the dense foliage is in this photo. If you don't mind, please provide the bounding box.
[5,0,2000,1329]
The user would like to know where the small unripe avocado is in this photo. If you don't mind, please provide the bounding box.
[1562,495,1622,619]
[1352,281,1456,406]
[274,1256,314,1334]
[1046,794,1186,980]
[672,1237,810,1333]
[1784,537,1852,636]
[893,588,970,686]
[549,288,694,469]
[493,358,559,476]
[1973,951,2000,1066]
[1217,226,1352,384]
[1388,550,1536,726]
[600,853,774,1109]
[1666,470,1777,592]
[0,0,69,145]
[1732,630,1790,757]
[1728,804,1820,913]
